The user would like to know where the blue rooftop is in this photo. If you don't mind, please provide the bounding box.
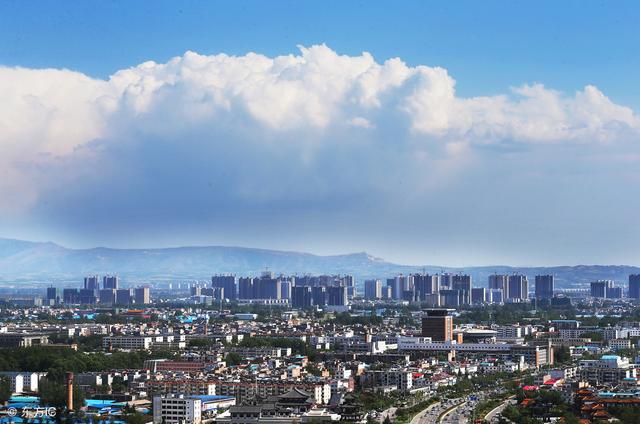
[602,355,621,360]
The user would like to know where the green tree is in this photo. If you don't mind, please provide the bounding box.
[0,376,11,405]
[224,352,242,366]
[125,412,150,424]
[39,377,85,412]
[554,346,572,364]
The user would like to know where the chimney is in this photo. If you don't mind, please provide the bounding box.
[66,372,74,411]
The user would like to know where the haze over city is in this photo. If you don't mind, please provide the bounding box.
[1,1,639,267]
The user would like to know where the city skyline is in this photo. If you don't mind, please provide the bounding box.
[1,2,640,266]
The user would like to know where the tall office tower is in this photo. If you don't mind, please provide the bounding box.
[488,274,509,298]
[327,285,347,306]
[311,286,327,306]
[364,279,383,300]
[414,274,439,301]
[190,286,202,296]
[421,309,453,341]
[46,287,61,305]
[103,275,119,289]
[211,275,238,300]
[116,289,133,305]
[451,275,472,304]
[590,280,614,298]
[489,289,504,304]
[99,289,116,305]
[471,287,487,304]
[507,275,529,300]
[292,286,312,308]
[280,280,292,300]
[84,276,100,290]
[258,274,281,300]
[534,275,554,299]
[439,289,463,307]
[238,277,257,300]
[134,286,150,304]
[629,275,640,299]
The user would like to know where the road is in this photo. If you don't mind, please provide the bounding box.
[407,397,464,424]
[417,389,501,424]
[391,380,516,424]
[376,406,397,423]
[484,397,516,423]
[438,400,468,424]
[408,399,445,424]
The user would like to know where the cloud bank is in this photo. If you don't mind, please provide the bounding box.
[1,45,639,264]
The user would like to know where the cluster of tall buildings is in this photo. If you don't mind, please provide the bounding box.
[584,275,640,300]
[590,280,623,299]
[364,273,556,306]
[46,275,150,306]
[188,273,355,309]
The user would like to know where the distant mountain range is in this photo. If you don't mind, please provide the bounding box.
[0,237,638,289]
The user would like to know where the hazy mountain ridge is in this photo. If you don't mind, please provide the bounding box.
[0,238,638,288]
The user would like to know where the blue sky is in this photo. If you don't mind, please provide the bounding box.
[0,1,639,266]
[1,1,638,107]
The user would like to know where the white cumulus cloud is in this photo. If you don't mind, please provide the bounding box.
[0,44,638,253]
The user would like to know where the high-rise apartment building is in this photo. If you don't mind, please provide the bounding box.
[238,277,257,300]
[257,273,281,300]
[311,286,327,306]
[471,287,486,304]
[280,280,292,300]
[99,289,117,305]
[135,286,150,304]
[46,287,61,305]
[84,276,100,290]
[590,280,614,298]
[103,275,119,290]
[489,289,504,304]
[439,289,463,307]
[364,279,382,300]
[116,289,133,305]
[292,286,312,308]
[413,274,440,301]
[451,275,472,304]
[629,275,640,299]
[63,288,79,304]
[534,275,554,299]
[327,285,347,306]
[607,286,623,299]
[211,275,237,300]
[488,274,509,298]
[386,275,413,300]
[507,275,528,300]
[440,273,453,290]
[341,276,356,298]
